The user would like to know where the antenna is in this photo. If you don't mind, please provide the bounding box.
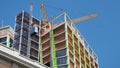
[30,2,33,25]
[1,20,4,27]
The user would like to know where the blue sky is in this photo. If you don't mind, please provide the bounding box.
[0,0,120,68]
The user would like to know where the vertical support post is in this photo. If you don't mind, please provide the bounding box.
[72,32,76,68]
[39,20,43,63]
[64,13,67,23]
[19,11,24,54]
[12,16,17,49]
[27,3,33,57]
[50,20,58,68]
[78,40,81,68]
[65,22,70,68]
[6,36,10,47]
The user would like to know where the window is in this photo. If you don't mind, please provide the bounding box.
[22,37,28,45]
[57,57,67,65]
[0,37,7,43]
[21,44,27,52]
[56,49,66,57]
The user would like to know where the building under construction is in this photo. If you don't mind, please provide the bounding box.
[12,10,99,68]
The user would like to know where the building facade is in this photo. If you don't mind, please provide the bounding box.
[13,11,98,68]
[40,13,98,68]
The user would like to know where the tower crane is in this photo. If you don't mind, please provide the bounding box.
[40,4,98,27]
[40,4,48,22]
[72,14,98,23]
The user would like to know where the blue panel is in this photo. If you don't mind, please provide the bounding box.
[57,57,67,65]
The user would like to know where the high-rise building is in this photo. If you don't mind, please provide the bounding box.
[0,26,14,47]
[13,11,98,68]
[40,13,98,68]
[13,11,40,61]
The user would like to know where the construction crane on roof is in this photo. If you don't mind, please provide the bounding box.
[72,14,98,23]
[40,4,48,22]
[40,4,64,23]
[40,4,98,24]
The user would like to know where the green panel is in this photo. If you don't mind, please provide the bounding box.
[84,55,87,68]
[83,48,86,68]
[65,23,70,68]
[7,36,10,47]
[51,30,57,68]
[79,41,85,68]
[79,41,82,68]
[72,32,76,68]
[78,40,80,68]
[39,37,43,64]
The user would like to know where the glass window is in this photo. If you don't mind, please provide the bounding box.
[56,49,66,57]
[0,37,7,43]
[21,44,27,52]
[57,57,67,65]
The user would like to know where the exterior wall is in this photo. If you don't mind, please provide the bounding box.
[40,23,67,68]
[40,22,98,68]
[66,23,98,68]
